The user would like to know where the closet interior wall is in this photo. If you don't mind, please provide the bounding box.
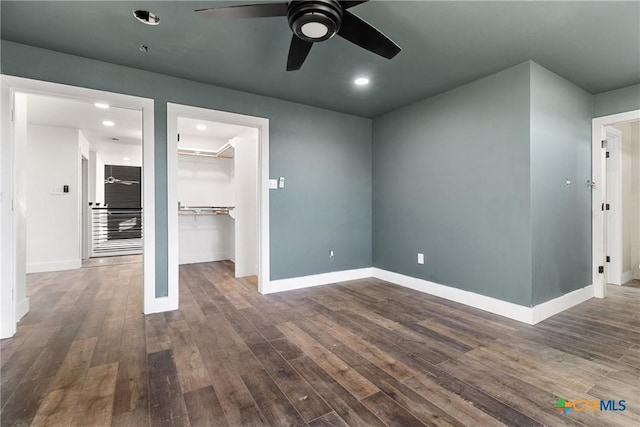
[177,119,258,279]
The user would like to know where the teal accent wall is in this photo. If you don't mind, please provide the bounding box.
[373,61,594,307]
[1,41,373,297]
[530,62,593,305]
[593,84,640,118]
[372,62,533,305]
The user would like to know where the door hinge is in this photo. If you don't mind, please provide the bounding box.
[601,139,608,148]
[606,256,610,263]
[177,133,180,142]
[606,151,610,158]
[602,203,610,211]
[598,266,604,274]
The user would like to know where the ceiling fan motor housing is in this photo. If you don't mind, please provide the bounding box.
[288,0,343,42]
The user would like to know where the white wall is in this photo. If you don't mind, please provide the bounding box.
[92,152,105,205]
[178,133,234,264]
[26,124,82,272]
[79,131,90,159]
[233,131,259,277]
[89,140,142,167]
[177,135,234,207]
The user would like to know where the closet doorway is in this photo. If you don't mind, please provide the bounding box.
[167,104,270,307]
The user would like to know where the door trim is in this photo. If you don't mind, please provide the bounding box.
[0,75,156,338]
[167,103,270,310]
[592,109,640,299]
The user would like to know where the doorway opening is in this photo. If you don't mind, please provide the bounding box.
[22,93,143,269]
[604,121,640,287]
[1,76,156,338]
[592,110,640,298]
[167,103,270,310]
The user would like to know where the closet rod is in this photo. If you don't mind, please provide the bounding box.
[178,141,234,159]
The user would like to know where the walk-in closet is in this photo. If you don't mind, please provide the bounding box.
[177,117,258,278]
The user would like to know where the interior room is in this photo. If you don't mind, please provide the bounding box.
[0,1,638,426]
[177,117,259,281]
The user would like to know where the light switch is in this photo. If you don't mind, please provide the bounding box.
[278,177,285,188]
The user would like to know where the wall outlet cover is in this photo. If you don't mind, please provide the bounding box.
[418,253,424,264]
[269,179,278,189]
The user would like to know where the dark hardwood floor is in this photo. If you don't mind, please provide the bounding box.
[1,259,639,426]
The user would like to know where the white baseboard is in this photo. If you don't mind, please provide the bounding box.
[144,296,178,315]
[531,285,594,324]
[263,267,373,294]
[179,252,230,265]
[26,259,81,274]
[16,297,29,321]
[372,268,594,325]
[621,270,634,285]
[372,268,534,324]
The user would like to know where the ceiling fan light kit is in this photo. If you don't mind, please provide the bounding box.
[288,0,342,42]
[195,0,401,71]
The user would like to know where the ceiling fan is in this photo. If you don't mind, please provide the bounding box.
[105,166,139,186]
[195,0,401,71]
[105,176,139,185]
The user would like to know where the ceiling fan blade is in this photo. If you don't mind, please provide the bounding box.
[195,3,287,19]
[337,10,401,59]
[287,35,313,71]
[340,1,368,9]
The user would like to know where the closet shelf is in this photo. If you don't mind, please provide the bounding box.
[179,206,235,216]
[178,141,234,159]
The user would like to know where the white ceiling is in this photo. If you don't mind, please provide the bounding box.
[26,93,142,146]
[178,116,253,140]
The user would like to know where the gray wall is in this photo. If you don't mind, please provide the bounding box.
[530,63,593,305]
[372,62,533,305]
[593,83,640,118]
[1,41,373,296]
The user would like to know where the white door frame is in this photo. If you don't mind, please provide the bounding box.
[167,103,270,309]
[604,126,623,285]
[0,75,157,338]
[592,109,640,298]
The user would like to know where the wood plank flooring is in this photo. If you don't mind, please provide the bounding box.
[1,259,639,426]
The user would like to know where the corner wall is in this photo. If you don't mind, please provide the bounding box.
[372,62,532,305]
[529,63,593,304]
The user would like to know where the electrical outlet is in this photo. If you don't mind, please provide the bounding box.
[417,253,424,264]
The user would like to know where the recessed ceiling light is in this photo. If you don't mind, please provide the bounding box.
[133,10,160,26]
[102,120,115,127]
[123,157,130,161]
[196,124,207,131]
[94,102,110,109]
[354,77,370,86]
